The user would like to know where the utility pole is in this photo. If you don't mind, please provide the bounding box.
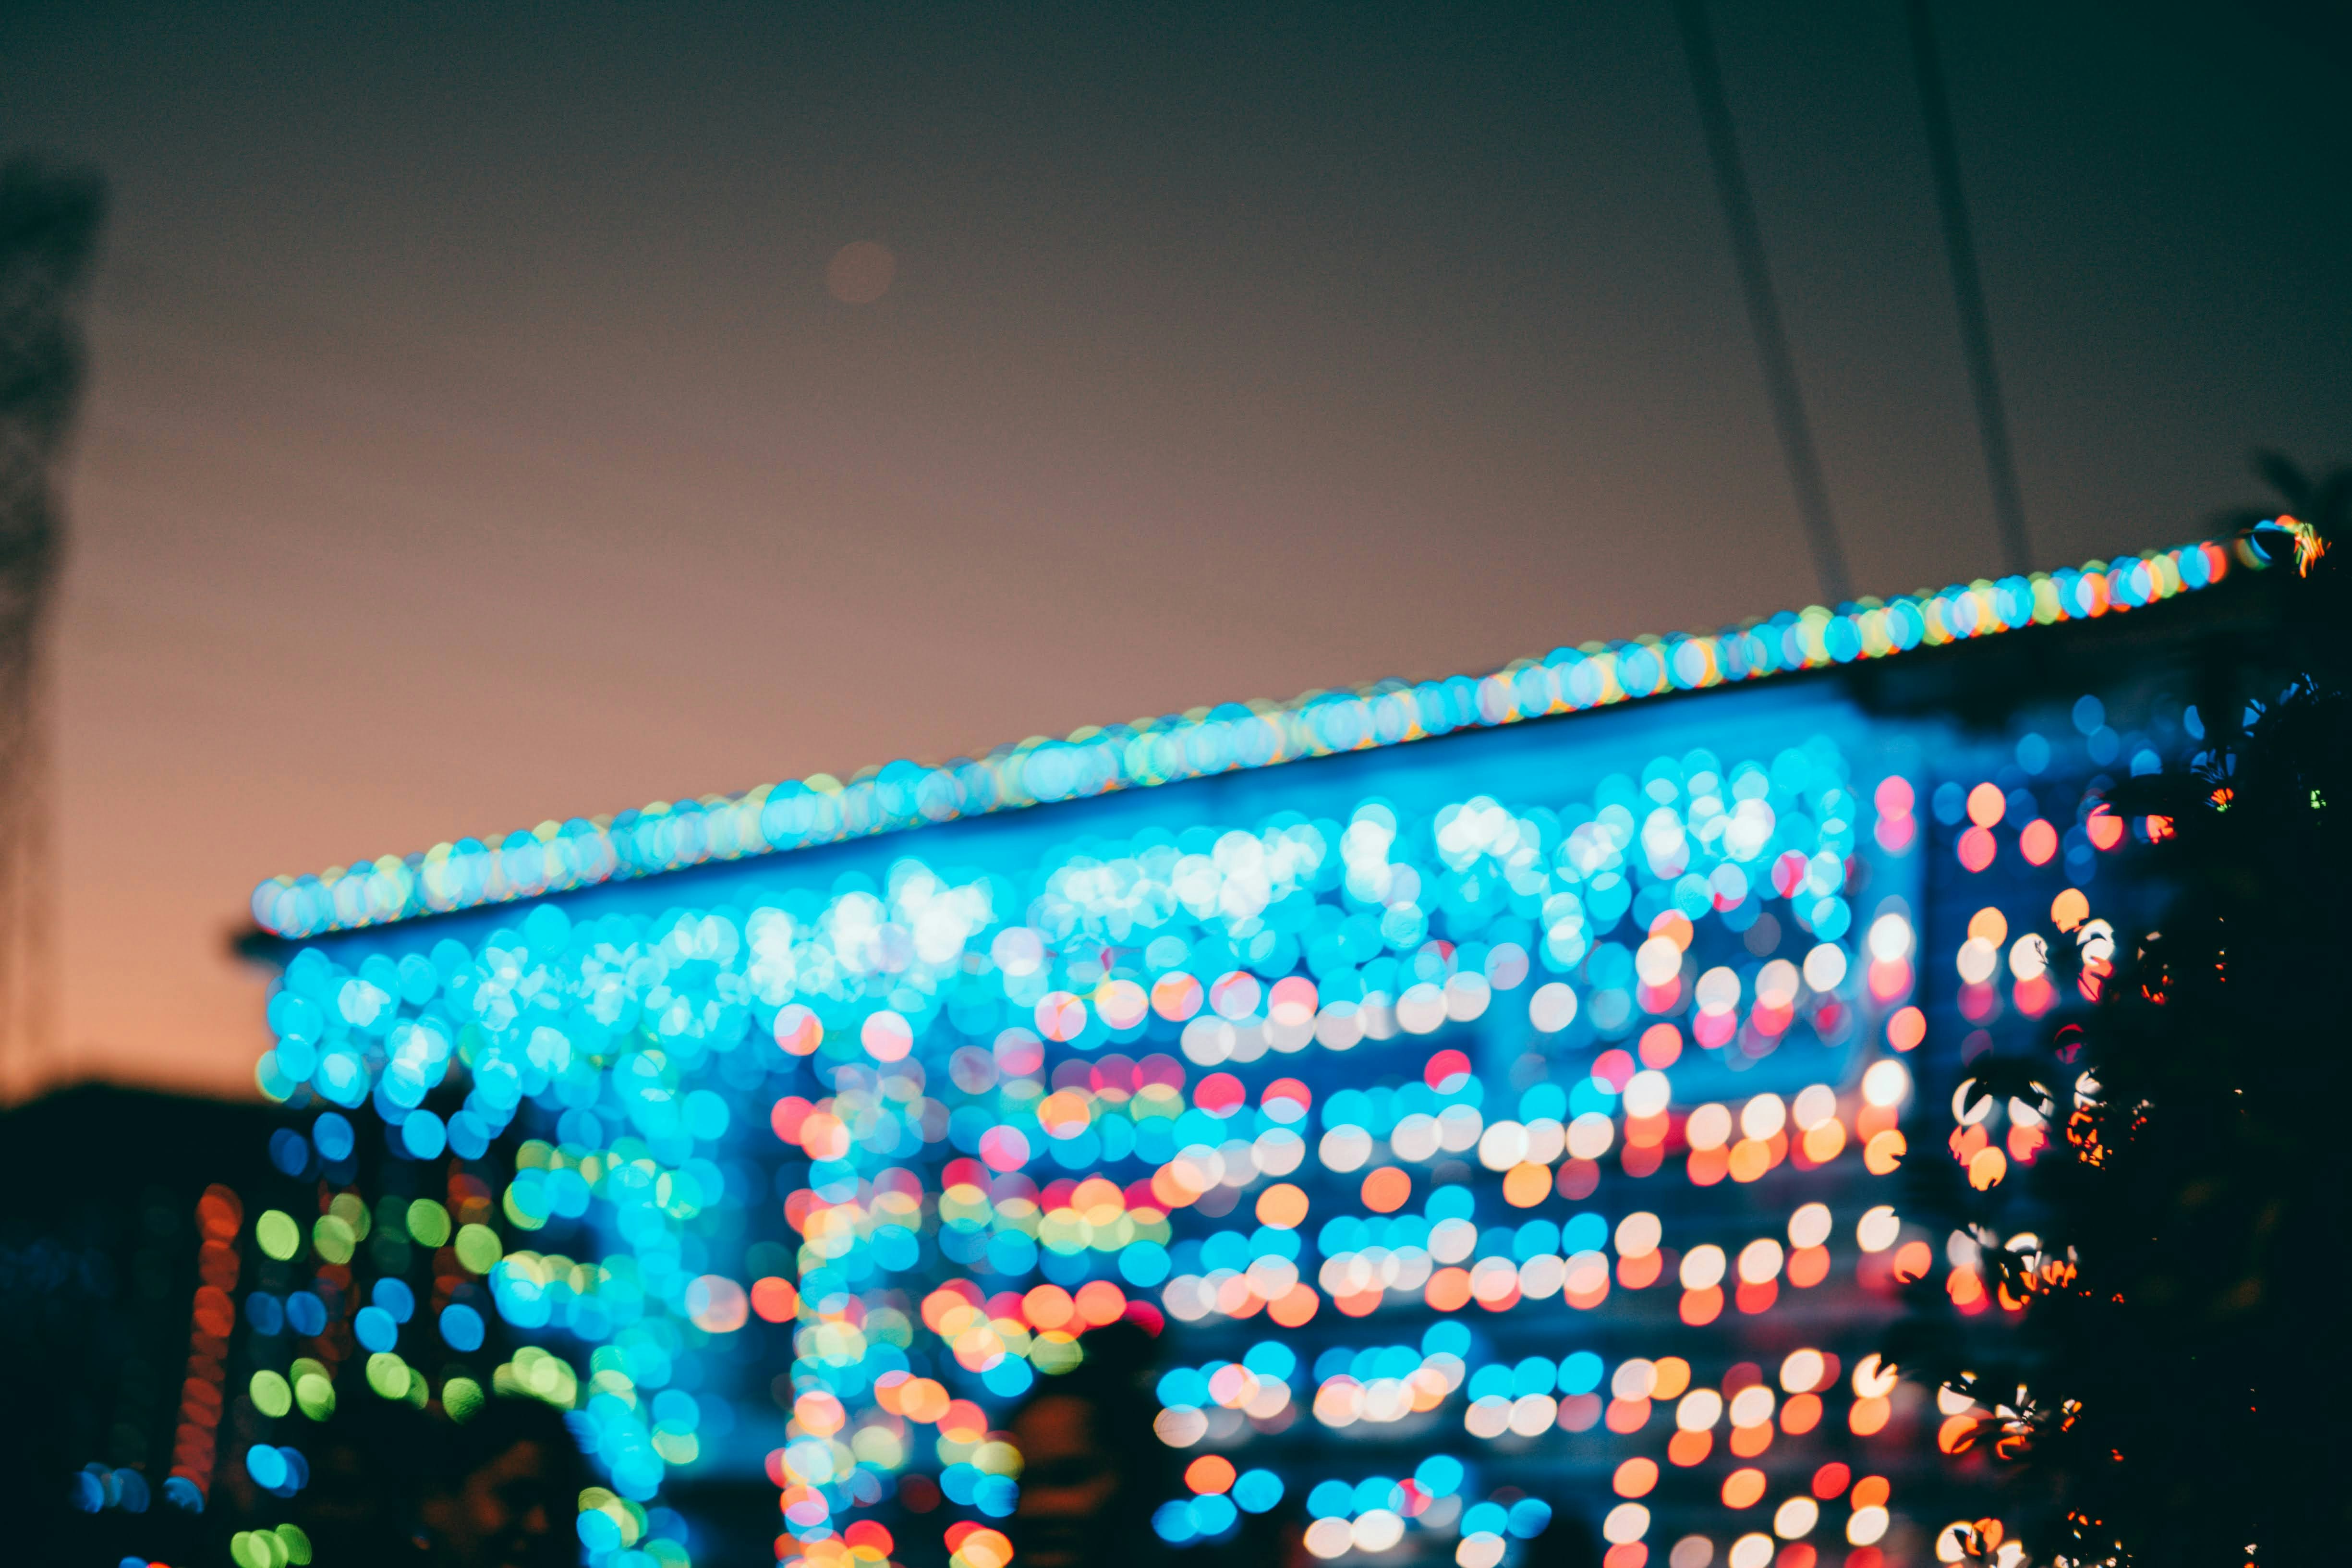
[0,162,104,1099]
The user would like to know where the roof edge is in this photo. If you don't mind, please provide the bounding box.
[251,538,2255,940]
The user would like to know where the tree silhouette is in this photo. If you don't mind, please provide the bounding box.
[1886,457,2350,1566]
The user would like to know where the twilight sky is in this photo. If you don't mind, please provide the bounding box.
[5,1,2347,1099]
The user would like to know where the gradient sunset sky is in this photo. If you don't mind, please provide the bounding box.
[6,1,2348,1099]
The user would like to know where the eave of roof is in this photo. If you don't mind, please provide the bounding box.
[250,537,2251,940]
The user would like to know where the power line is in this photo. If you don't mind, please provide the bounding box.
[1673,0,1854,608]
[1906,0,2034,577]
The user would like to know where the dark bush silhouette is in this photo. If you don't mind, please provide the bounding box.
[1887,461,2350,1566]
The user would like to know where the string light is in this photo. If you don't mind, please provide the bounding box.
[251,542,2238,940]
[205,541,2230,1568]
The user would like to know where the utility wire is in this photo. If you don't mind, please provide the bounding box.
[1674,0,1854,607]
[1906,0,2033,576]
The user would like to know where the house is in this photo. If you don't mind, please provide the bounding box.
[197,537,2251,1568]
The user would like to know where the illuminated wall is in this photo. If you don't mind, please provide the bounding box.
[174,543,2233,1568]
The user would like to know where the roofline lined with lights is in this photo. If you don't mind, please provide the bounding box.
[251,537,2255,940]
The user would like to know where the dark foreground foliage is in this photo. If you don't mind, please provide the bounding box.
[1887,465,2350,1567]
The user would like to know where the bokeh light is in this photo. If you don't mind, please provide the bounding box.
[203,544,2248,1568]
